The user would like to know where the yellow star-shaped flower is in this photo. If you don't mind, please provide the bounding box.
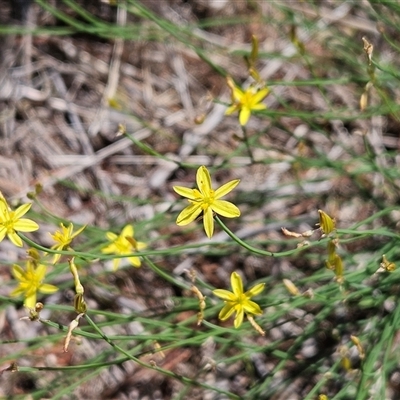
[50,223,86,264]
[10,261,59,309]
[213,272,264,328]
[225,77,269,126]
[101,224,146,271]
[0,196,39,247]
[173,166,240,238]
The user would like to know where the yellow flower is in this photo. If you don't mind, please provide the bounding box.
[10,260,58,309]
[0,197,39,247]
[225,77,269,126]
[101,224,146,271]
[50,223,86,264]
[213,272,264,329]
[173,166,240,238]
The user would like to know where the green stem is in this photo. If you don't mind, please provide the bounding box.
[215,216,273,256]
[85,314,240,399]
[241,125,255,163]
[18,233,100,260]
[215,213,400,257]
[143,256,190,290]
[17,233,229,260]
[214,216,313,257]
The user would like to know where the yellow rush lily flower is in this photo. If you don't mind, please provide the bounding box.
[101,224,146,271]
[173,166,240,238]
[213,271,264,329]
[0,196,39,247]
[50,223,86,264]
[10,260,58,309]
[225,77,269,126]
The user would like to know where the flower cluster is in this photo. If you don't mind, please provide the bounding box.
[4,35,272,334]
[0,195,58,309]
[172,166,266,332]
[1,34,353,343]
[2,165,345,337]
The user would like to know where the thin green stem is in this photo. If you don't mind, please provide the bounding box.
[17,233,230,260]
[241,125,255,163]
[215,216,273,256]
[214,216,314,257]
[85,314,240,399]
[143,256,191,290]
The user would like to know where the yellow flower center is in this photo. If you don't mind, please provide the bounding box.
[54,232,71,246]
[201,190,215,209]
[243,91,253,105]
[236,293,247,306]
[22,269,42,296]
[2,211,16,232]
[242,89,259,108]
[114,237,134,253]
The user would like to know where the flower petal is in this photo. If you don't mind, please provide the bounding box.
[239,107,251,126]
[65,223,73,235]
[176,203,202,226]
[71,224,86,239]
[225,104,238,116]
[173,186,197,200]
[39,283,59,294]
[214,179,240,199]
[197,166,212,196]
[128,256,141,267]
[13,203,32,219]
[52,253,61,265]
[107,232,118,242]
[252,88,269,103]
[231,272,243,297]
[111,258,120,271]
[218,302,236,321]
[245,283,265,298]
[213,289,236,301]
[250,104,267,111]
[121,225,134,237]
[10,286,25,297]
[35,264,47,281]
[203,207,214,238]
[232,86,244,101]
[234,307,244,328]
[212,200,240,219]
[136,241,147,251]
[0,227,6,243]
[243,300,263,315]
[24,293,37,309]
[101,243,117,254]
[11,264,25,280]
[13,218,39,232]
[0,198,9,218]
[8,231,23,247]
